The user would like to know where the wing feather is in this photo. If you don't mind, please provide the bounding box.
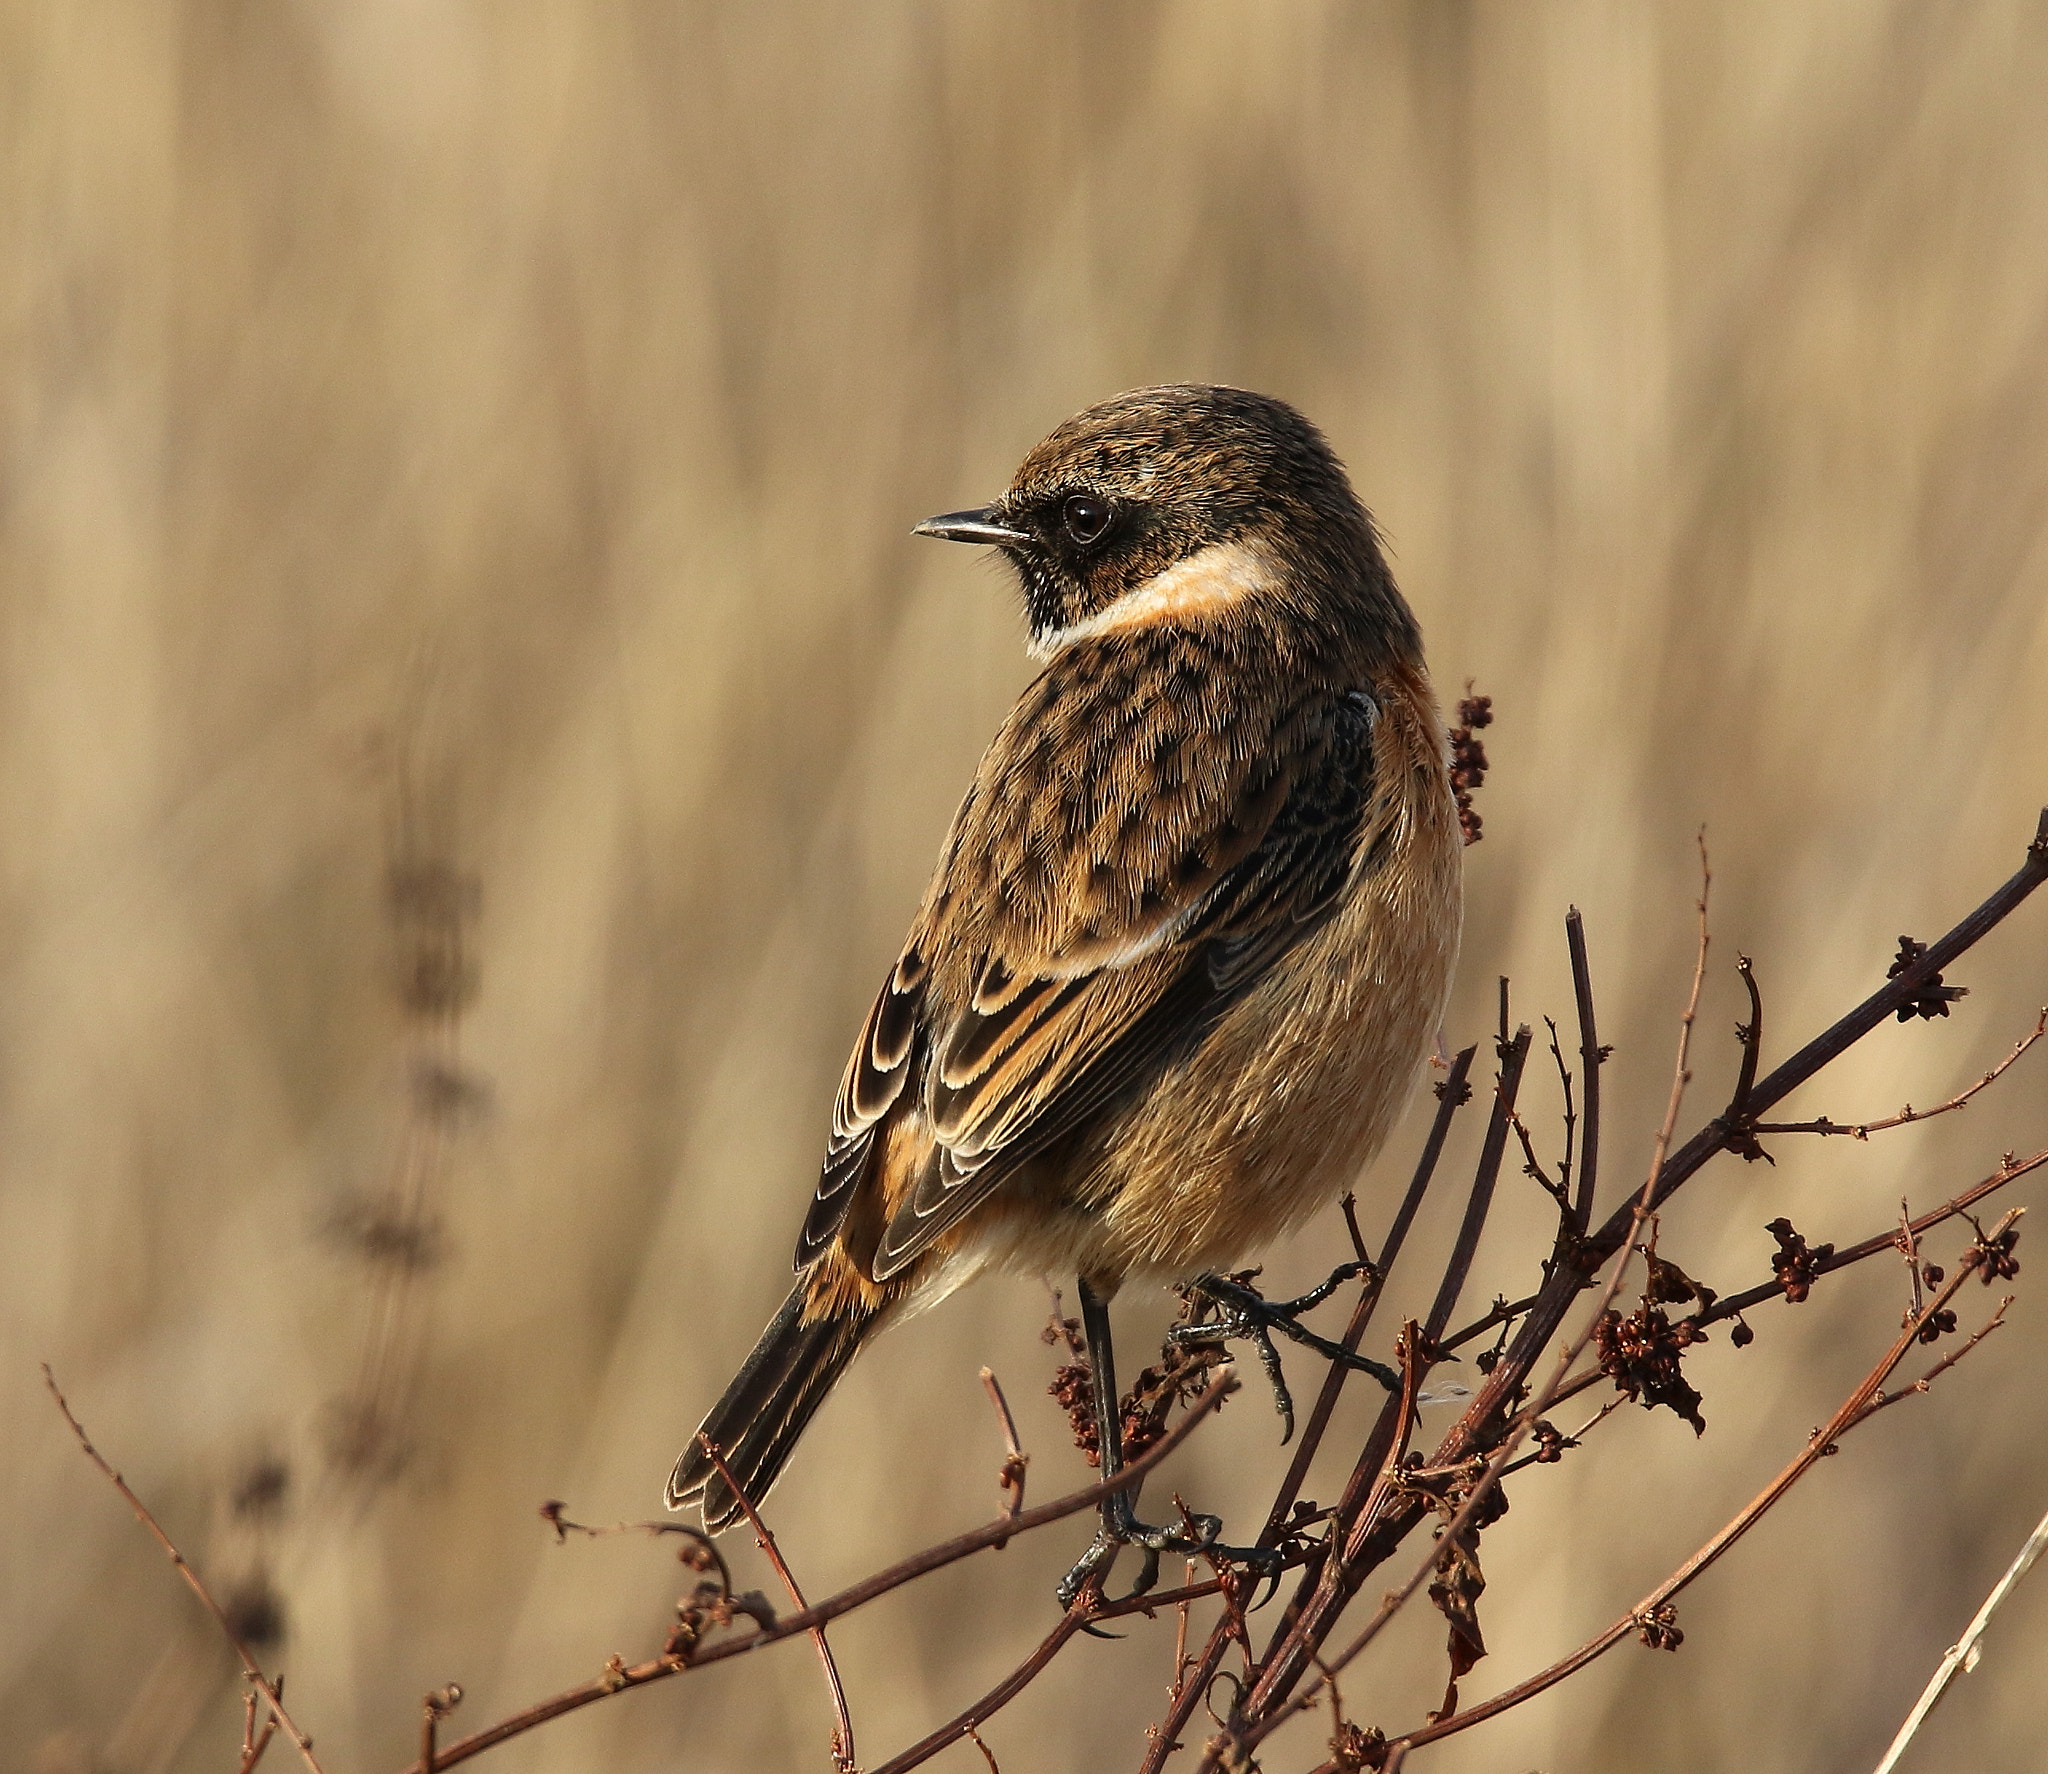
[794,945,926,1268]
[865,677,1389,1281]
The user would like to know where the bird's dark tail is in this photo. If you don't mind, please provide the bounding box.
[667,1284,882,1530]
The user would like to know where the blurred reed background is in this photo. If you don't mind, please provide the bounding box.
[6,4,2048,1771]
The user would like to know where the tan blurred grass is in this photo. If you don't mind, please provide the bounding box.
[5,4,2048,1770]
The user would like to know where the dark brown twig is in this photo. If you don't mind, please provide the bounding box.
[1647,833,1712,1203]
[1696,1148,2048,1327]
[1898,1199,1926,1321]
[1750,1007,2047,1139]
[1727,954,1766,1120]
[239,1692,280,1774]
[1566,908,1603,1231]
[42,1367,326,1774]
[698,1436,856,1773]
[981,1367,1030,1535]
[1384,1220,2019,1757]
[420,1686,461,1774]
[868,1607,1092,1774]
[1258,1045,1478,1547]
[1424,1026,1532,1344]
[402,1372,1239,1772]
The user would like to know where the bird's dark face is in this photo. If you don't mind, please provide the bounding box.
[916,384,1416,666]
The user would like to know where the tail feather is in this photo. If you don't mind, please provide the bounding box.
[668,1285,879,1530]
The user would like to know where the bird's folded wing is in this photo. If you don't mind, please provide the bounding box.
[865,684,1390,1281]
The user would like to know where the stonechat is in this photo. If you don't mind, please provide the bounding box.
[667,385,1462,1591]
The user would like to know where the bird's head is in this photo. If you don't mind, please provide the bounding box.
[915,384,1419,668]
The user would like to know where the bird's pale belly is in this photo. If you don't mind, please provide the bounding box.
[976,753,1463,1292]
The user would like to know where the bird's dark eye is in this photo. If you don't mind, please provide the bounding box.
[1061,494,1113,547]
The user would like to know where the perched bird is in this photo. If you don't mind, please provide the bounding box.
[668,385,1462,1592]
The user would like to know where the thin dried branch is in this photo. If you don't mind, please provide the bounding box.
[1436,1289,1538,1357]
[403,1372,1239,1772]
[238,1693,280,1774]
[1898,1199,1926,1320]
[1647,832,1712,1202]
[1423,1025,1532,1343]
[42,1366,327,1774]
[868,1607,1092,1774]
[1725,955,1766,1124]
[1383,1219,2020,1758]
[1872,1496,2048,1774]
[1750,1006,2046,1139]
[1510,1111,1571,1219]
[698,1436,856,1772]
[420,1685,463,1774]
[1847,1295,2012,1430]
[1259,1046,1479,1545]
[1695,1147,2048,1327]
[1542,1014,1579,1214]
[1566,908,1604,1230]
[980,1367,1030,1535]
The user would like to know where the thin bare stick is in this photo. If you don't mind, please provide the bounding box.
[1848,1297,2012,1430]
[1542,1014,1579,1212]
[42,1367,325,1774]
[1872,1496,2048,1774]
[1752,1007,2047,1139]
[698,1436,856,1773]
[239,1694,280,1774]
[868,1607,1091,1774]
[1385,1219,2020,1756]
[1378,1046,1480,1281]
[980,1367,1029,1533]
[1897,1199,1926,1320]
[1494,1396,1628,1480]
[540,1502,737,1594]
[1258,1045,1479,1547]
[1437,1289,1539,1355]
[1423,1026,1532,1343]
[1566,908,1602,1229]
[1510,1112,1570,1216]
[1696,1147,2048,1327]
[1647,833,1712,1203]
[1727,954,1766,1120]
[404,1371,1239,1772]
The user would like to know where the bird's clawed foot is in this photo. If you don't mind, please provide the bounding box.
[1168,1264,1398,1441]
[1055,1493,1285,1613]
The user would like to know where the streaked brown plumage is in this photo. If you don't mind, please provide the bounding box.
[668,386,1461,1544]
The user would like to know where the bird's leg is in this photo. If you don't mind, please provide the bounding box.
[1055,1277,1282,1610]
[1167,1263,1398,1443]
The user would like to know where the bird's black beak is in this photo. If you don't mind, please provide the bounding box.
[912,506,1033,547]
